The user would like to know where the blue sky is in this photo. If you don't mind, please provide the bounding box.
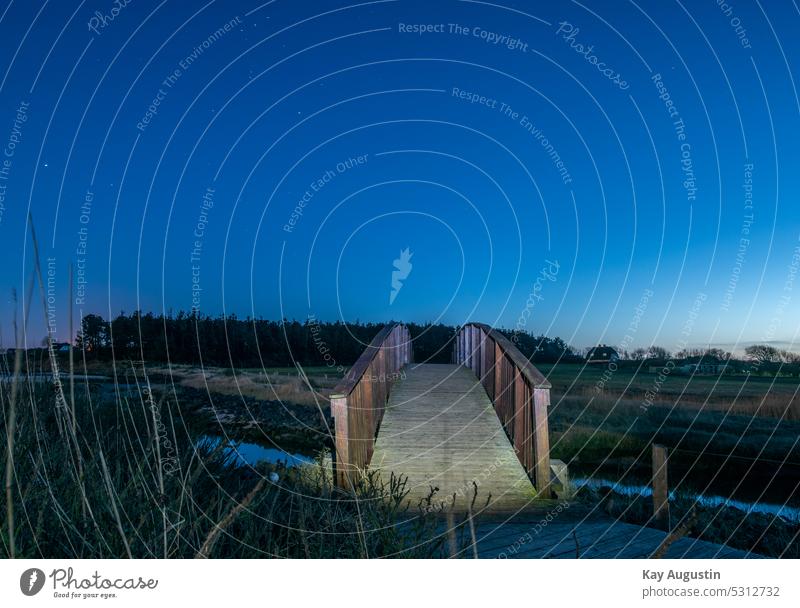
[0,0,799,353]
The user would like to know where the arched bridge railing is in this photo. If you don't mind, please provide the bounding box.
[454,323,552,498]
[330,323,412,488]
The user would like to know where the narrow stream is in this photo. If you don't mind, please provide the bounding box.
[197,436,316,468]
[574,476,800,522]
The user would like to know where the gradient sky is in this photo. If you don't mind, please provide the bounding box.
[0,0,799,353]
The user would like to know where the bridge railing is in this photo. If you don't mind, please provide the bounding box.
[454,323,552,498]
[330,323,412,488]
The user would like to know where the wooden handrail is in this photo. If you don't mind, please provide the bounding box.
[472,323,551,388]
[330,323,412,488]
[454,323,552,498]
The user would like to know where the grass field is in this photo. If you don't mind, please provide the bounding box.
[538,362,800,418]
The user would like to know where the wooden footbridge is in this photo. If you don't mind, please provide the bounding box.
[329,323,757,558]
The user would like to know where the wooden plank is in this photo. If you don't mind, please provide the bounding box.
[470,325,477,375]
[493,340,502,405]
[464,325,472,369]
[481,329,490,390]
[513,369,526,468]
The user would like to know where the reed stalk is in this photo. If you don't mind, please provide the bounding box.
[98,450,133,558]
[195,477,266,558]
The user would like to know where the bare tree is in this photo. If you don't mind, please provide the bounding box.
[647,346,671,359]
[745,344,780,364]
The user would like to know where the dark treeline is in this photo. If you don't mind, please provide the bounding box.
[70,312,578,368]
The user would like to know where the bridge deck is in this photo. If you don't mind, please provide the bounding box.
[371,363,538,513]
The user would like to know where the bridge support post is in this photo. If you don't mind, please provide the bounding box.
[532,387,552,499]
[330,395,352,488]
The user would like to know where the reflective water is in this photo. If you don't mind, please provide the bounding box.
[198,436,315,468]
[574,476,800,522]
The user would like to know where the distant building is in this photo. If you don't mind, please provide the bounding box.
[646,360,669,374]
[678,355,723,375]
[586,345,619,364]
[52,342,72,353]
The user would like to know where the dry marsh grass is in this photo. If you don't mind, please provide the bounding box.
[540,363,800,421]
[148,365,333,407]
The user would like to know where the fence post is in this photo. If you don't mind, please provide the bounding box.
[652,444,670,528]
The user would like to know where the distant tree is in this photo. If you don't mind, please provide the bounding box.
[503,331,578,363]
[630,348,648,360]
[745,344,780,364]
[70,311,589,369]
[674,347,728,361]
[704,347,731,361]
[408,323,456,363]
[647,346,671,360]
[77,314,109,352]
[776,349,800,363]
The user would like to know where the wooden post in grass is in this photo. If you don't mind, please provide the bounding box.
[652,444,670,528]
